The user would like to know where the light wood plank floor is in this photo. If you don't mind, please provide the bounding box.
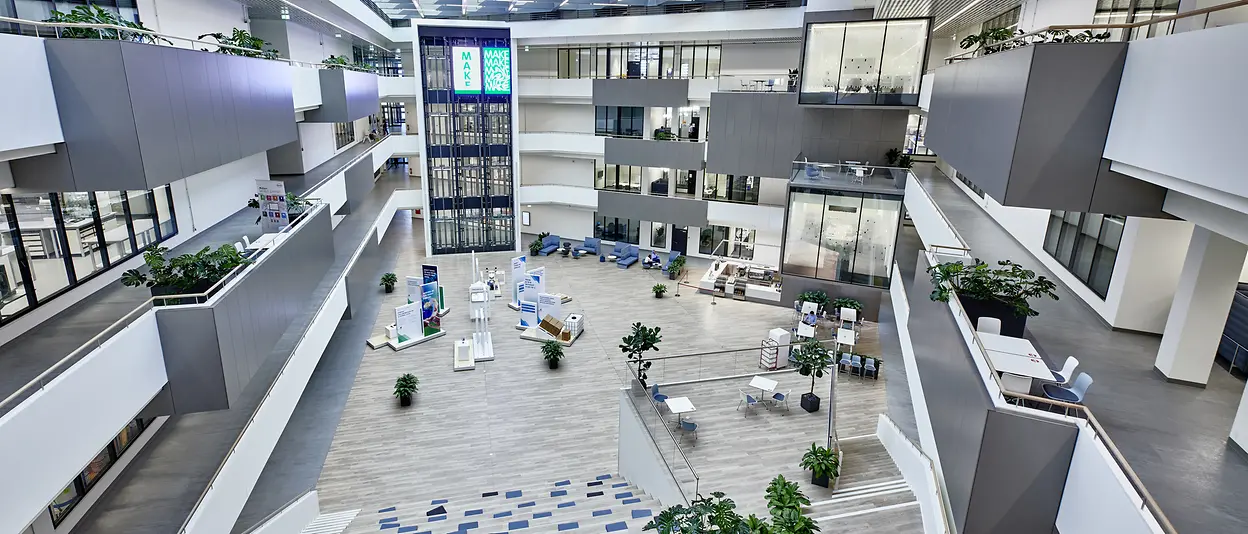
[316,222,920,532]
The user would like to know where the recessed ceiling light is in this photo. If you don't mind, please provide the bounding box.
[335,33,342,38]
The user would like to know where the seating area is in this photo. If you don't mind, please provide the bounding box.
[973,318,1094,411]
[537,234,561,256]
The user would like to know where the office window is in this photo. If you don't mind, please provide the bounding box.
[649,169,669,196]
[800,19,930,106]
[594,106,643,137]
[1043,211,1124,298]
[676,170,697,198]
[47,417,153,526]
[1094,0,1179,40]
[651,222,667,249]
[782,189,902,288]
[704,174,760,204]
[9,194,72,302]
[48,483,82,526]
[983,6,1021,31]
[954,171,983,198]
[905,113,933,155]
[596,164,642,193]
[679,45,721,78]
[334,122,355,149]
[593,213,640,244]
[700,225,729,255]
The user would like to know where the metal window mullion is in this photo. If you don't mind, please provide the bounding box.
[118,192,140,253]
[87,194,111,267]
[47,193,79,286]
[1,194,38,312]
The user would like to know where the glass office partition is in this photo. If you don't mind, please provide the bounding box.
[782,187,902,288]
[799,18,930,106]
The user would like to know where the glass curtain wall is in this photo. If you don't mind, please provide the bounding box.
[594,106,644,137]
[782,188,902,288]
[1,187,177,325]
[593,213,640,244]
[548,45,719,79]
[595,164,643,193]
[799,18,930,106]
[905,113,933,155]
[703,174,760,204]
[334,122,355,149]
[419,29,516,254]
[47,417,156,526]
[675,170,697,198]
[1043,211,1125,297]
[1094,0,1180,40]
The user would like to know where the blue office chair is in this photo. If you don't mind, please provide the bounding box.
[651,384,667,405]
[680,420,698,442]
[863,358,878,380]
[838,352,852,374]
[1042,373,1093,415]
[772,390,791,411]
[850,355,863,377]
[737,389,759,417]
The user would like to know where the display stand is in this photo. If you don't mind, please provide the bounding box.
[390,329,445,350]
[519,312,586,346]
[453,338,475,371]
[466,251,495,364]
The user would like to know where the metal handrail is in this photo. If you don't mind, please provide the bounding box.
[236,486,316,534]
[643,338,835,362]
[628,386,701,503]
[944,0,1248,62]
[0,16,398,75]
[878,414,954,533]
[934,254,1177,534]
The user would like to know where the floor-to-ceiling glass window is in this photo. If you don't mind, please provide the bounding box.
[596,164,642,193]
[799,18,931,106]
[651,222,667,249]
[675,170,697,198]
[593,213,639,244]
[1042,211,1124,298]
[594,106,643,137]
[0,187,177,326]
[781,188,902,288]
[703,174,760,204]
[419,28,516,254]
[333,122,355,149]
[46,417,156,526]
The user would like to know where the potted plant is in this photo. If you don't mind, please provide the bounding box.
[652,284,668,298]
[620,322,662,392]
[765,475,817,534]
[646,476,815,534]
[927,259,1058,337]
[667,255,686,281]
[800,443,841,488]
[541,340,565,369]
[380,272,398,293]
[796,290,830,313]
[121,245,250,305]
[393,373,419,407]
[198,28,279,59]
[44,5,167,43]
[885,148,902,166]
[792,339,832,412]
[831,297,863,317]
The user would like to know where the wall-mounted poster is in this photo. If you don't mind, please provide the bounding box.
[519,300,538,328]
[420,282,442,336]
[255,180,288,233]
[482,46,512,95]
[452,46,482,94]
[395,303,420,343]
[537,292,561,324]
[406,276,422,305]
[422,264,443,309]
[511,256,526,307]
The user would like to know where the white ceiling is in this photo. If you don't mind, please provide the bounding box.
[374,0,791,20]
[874,0,1022,35]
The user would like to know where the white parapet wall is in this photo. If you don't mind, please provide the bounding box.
[0,33,63,158]
[1055,422,1164,534]
[876,414,952,534]
[617,389,686,507]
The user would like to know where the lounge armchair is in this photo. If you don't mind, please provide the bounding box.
[607,241,628,261]
[537,234,561,256]
[617,245,639,269]
[662,251,682,274]
[575,237,600,255]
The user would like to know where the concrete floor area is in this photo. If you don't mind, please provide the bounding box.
[915,163,1248,534]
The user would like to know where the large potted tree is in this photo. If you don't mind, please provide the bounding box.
[620,322,662,394]
[793,339,833,413]
[121,245,250,305]
[927,259,1058,337]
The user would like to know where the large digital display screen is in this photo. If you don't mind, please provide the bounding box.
[452,46,481,94]
[482,47,512,95]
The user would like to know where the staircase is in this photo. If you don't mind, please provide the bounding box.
[807,437,922,532]
[341,473,661,534]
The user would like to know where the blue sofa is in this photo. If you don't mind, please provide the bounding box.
[575,237,600,255]
[662,251,682,274]
[537,234,561,256]
[617,245,639,269]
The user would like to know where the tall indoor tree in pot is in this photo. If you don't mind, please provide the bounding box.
[620,322,662,393]
[927,259,1058,337]
[793,339,833,412]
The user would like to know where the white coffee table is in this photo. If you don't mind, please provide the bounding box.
[749,375,779,407]
[978,332,1039,358]
[665,396,696,423]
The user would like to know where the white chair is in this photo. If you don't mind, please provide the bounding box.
[999,372,1033,404]
[840,307,858,330]
[770,389,791,411]
[242,235,251,247]
[976,317,1002,335]
[233,242,244,252]
[1049,356,1080,386]
[737,389,760,417]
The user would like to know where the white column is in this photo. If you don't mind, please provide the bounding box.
[1231,383,1248,453]
[1154,226,1248,386]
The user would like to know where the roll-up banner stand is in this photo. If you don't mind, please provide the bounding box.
[538,293,561,323]
[511,256,526,307]
[255,179,289,233]
[422,264,446,312]
[420,282,442,336]
[395,303,420,343]
[406,276,422,305]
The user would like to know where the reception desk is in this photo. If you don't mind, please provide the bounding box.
[697,260,781,303]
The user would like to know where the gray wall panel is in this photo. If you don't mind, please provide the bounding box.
[7,144,76,192]
[778,276,882,321]
[344,229,381,318]
[305,69,380,123]
[592,79,689,108]
[1089,164,1171,218]
[604,137,705,170]
[965,411,1076,534]
[596,191,708,228]
[163,48,198,176]
[156,307,228,414]
[344,157,376,211]
[345,69,382,121]
[125,43,181,185]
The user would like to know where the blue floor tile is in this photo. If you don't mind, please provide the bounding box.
[611,483,628,488]
[396,527,419,533]
[605,521,628,532]
[429,515,447,522]
[592,509,612,517]
[551,490,568,497]
[508,520,529,530]
[505,490,523,499]
[465,509,483,516]
[517,501,536,508]
[557,522,579,531]
[492,511,512,519]
[458,521,479,530]
[554,480,571,487]
[379,507,397,513]
[380,524,400,530]
[380,517,399,523]
[632,509,652,519]
[621,498,640,505]
[432,499,449,505]
[614,492,632,499]
[557,502,576,509]
[533,511,552,519]
[596,474,613,480]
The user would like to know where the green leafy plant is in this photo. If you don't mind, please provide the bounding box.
[800,443,840,482]
[646,477,816,534]
[380,272,398,291]
[652,283,668,297]
[927,259,1059,317]
[620,322,662,389]
[199,28,279,59]
[793,339,833,395]
[324,55,378,73]
[44,5,169,44]
[765,475,817,534]
[959,27,1020,51]
[121,244,250,295]
[541,339,565,368]
[797,290,830,312]
[959,27,1110,56]
[897,154,914,169]
[528,238,544,256]
[885,148,901,165]
[668,255,686,274]
[393,373,419,398]
[831,297,863,312]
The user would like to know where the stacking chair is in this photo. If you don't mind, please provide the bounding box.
[772,390,791,411]
[737,389,759,417]
[651,384,667,408]
[680,420,699,442]
[242,235,251,247]
[999,372,1033,405]
[233,242,245,252]
[863,358,878,380]
[838,352,852,374]
[1042,373,1093,415]
[976,317,1002,335]
[850,355,863,377]
[1049,356,1080,386]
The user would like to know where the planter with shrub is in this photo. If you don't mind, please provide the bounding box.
[800,443,841,488]
[645,475,816,534]
[247,193,311,225]
[199,28,279,59]
[927,259,1058,337]
[831,297,863,316]
[652,284,668,298]
[393,373,419,407]
[797,290,830,313]
[793,339,832,413]
[121,245,250,305]
[667,255,686,281]
[542,340,565,369]
[380,273,398,293]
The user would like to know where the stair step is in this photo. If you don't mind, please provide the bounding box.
[357,473,622,519]
[379,498,661,534]
[302,509,360,534]
[379,484,649,524]
[806,485,916,518]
